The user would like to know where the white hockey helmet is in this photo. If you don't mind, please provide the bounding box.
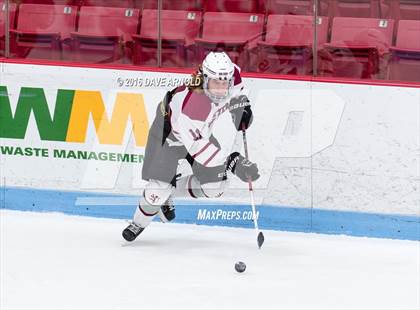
[202,52,235,104]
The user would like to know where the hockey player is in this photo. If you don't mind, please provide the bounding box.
[122,52,260,242]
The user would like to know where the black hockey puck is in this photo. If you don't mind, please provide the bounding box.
[235,261,246,273]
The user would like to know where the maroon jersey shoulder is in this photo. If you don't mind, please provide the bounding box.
[181,90,212,122]
[233,67,242,86]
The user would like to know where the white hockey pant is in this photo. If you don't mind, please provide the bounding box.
[133,176,227,227]
[133,180,174,228]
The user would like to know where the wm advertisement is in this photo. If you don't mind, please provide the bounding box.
[1,86,149,163]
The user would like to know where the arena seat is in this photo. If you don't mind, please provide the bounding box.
[139,0,204,10]
[329,0,380,18]
[323,17,394,79]
[20,0,135,6]
[256,15,329,74]
[83,0,135,7]
[0,2,17,56]
[388,20,420,82]
[132,9,202,67]
[10,4,77,60]
[20,0,78,4]
[265,0,313,15]
[204,0,260,13]
[195,12,264,70]
[264,0,330,16]
[380,0,420,21]
[69,6,140,63]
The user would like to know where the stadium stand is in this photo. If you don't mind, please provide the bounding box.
[83,1,135,8]
[10,4,77,59]
[323,17,394,78]
[389,19,420,81]
[69,6,140,63]
[380,0,420,21]
[195,12,264,70]
[204,0,260,13]
[256,14,329,74]
[0,0,418,83]
[140,0,204,11]
[328,0,380,18]
[20,0,78,4]
[132,9,202,67]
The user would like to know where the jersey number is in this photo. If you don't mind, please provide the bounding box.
[189,129,202,141]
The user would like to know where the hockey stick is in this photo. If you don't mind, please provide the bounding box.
[242,128,265,249]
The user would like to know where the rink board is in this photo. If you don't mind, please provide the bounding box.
[1,186,418,241]
[0,62,419,241]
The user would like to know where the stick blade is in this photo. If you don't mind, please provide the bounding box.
[257,231,265,249]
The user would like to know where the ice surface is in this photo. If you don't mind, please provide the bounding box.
[1,210,419,310]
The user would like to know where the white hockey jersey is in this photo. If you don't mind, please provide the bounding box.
[168,66,245,168]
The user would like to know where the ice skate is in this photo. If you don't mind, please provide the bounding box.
[159,197,176,222]
[122,222,144,242]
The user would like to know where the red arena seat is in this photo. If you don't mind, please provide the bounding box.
[83,0,135,7]
[264,0,330,16]
[195,12,264,70]
[21,0,135,6]
[256,15,329,74]
[69,6,140,63]
[0,2,17,56]
[10,4,77,60]
[328,0,380,18]
[132,9,202,67]
[139,0,204,10]
[204,0,260,13]
[389,20,420,82]
[20,0,78,4]
[265,0,313,15]
[380,0,420,21]
[323,17,394,79]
